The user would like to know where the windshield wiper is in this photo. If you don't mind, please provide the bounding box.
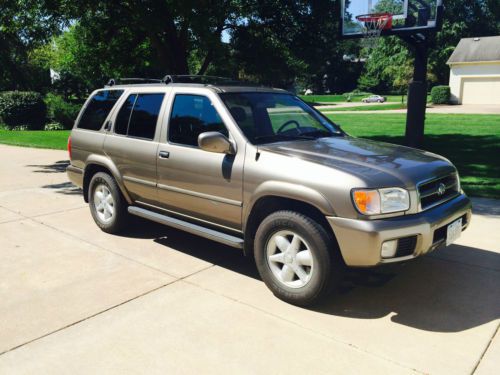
[299,130,336,138]
[254,134,315,143]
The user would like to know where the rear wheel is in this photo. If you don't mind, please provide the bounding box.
[88,172,128,233]
[254,211,343,306]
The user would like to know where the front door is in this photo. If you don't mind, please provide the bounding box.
[156,92,244,230]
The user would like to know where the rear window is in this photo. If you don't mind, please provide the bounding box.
[77,90,124,131]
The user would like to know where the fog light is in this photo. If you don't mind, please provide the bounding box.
[381,240,398,258]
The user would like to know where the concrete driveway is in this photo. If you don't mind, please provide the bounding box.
[0,144,499,374]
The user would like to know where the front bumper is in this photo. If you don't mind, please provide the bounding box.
[327,194,472,267]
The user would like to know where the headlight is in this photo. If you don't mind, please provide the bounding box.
[352,188,409,215]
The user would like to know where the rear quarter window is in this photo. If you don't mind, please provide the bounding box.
[77,90,124,131]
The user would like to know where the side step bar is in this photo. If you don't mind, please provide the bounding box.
[128,206,244,249]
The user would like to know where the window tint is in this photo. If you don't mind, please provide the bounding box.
[115,94,136,135]
[169,95,227,147]
[128,94,164,139]
[113,93,164,140]
[78,90,124,130]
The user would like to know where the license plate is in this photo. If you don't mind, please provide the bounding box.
[446,218,462,246]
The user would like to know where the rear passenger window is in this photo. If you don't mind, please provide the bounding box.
[115,94,136,135]
[78,90,124,130]
[114,93,164,140]
[169,94,228,147]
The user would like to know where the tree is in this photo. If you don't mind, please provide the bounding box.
[0,0,65,90]
[358,0,500,92]
[56,0,245,76]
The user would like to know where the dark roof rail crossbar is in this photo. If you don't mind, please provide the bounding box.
[105,75,256,87]
[162,75,241,85]
[106,78,163,86]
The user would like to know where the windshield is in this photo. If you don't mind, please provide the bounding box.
[219,92,343,145]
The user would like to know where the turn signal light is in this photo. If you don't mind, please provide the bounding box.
[353,190,380,215]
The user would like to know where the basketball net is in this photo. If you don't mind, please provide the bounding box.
[356,13,392,49]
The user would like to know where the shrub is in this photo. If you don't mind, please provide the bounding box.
[45,93,81,130]
[0,91,47,130]
[431,85,450,104]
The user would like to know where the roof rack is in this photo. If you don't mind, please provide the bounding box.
[162,75,241,85]
[105,75,253,87]
[106,78,163,87]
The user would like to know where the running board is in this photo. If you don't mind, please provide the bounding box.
[128,206,244,249]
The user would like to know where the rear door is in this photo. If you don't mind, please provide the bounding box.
[104,90,168,205]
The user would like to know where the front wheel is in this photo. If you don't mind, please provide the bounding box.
[254,211,343,306]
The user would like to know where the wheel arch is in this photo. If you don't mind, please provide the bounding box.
[243,195,339,258]
[83,157,131,204]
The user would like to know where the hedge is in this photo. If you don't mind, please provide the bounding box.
[45,93,81,130]
[431,85,451,105]
[0,91,47,130]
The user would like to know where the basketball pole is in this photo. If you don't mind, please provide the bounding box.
[403,37,429,148]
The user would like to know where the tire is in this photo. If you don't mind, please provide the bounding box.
[88,172,128,233]
[254,211,343,306]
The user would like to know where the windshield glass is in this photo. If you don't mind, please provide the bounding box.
[219,92,343,145]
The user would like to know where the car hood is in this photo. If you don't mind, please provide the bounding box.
[257,136,456,187]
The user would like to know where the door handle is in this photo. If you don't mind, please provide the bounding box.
[159,151,170,159]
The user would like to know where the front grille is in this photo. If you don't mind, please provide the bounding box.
[395,236,417,257]
[418,174,460,211]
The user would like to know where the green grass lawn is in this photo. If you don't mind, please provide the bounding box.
[321,103,407,112]
[327,113,500,199]
[0,129,70,150]
[300,94,408,104]
[1,113,498,199]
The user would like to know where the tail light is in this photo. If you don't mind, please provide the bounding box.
[67,136,72,160]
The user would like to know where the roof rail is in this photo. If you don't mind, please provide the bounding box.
[105,75,251,87]
[162,75,241,85]
[106,78,163,87]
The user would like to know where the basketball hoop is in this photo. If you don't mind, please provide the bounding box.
[356,13,393,49]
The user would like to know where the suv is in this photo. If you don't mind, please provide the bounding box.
[67,76,471,306]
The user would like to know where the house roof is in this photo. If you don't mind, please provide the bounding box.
[447,36,500,64]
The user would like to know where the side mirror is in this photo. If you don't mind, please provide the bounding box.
[198,132,235,154]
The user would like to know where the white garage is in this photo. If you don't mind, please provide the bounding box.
[447,36,500,105]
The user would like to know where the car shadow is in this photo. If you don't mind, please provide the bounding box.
[313,245,500,333]
[131,218,500,333]
[41,181,83,196]
[27,160,70,173]
[126,218,261,279]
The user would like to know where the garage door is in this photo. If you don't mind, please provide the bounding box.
[461,77,500,104]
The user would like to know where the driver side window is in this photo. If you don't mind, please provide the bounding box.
[168,94,228,147]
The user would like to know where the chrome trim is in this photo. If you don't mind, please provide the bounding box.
[416,173,459,212]
[128,206,244,249]
[136,201,243,234]
[157,183,242,207]
[123,175,156,187]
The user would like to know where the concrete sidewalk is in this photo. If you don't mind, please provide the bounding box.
[0,144,499,374]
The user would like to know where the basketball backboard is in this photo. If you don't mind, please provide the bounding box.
[341,0,443,38]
